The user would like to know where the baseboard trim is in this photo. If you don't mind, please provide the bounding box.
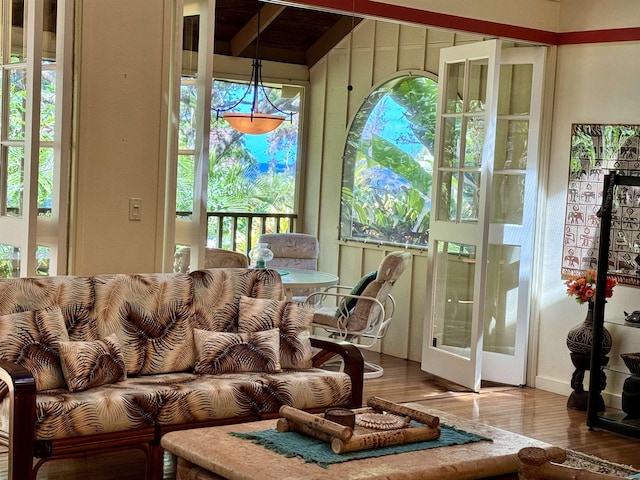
[534,375,622,409]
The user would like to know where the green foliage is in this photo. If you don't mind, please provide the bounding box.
[340,75,437,247]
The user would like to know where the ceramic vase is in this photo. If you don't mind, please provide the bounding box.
[566,302,612,356]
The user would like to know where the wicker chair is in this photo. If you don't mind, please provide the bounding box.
[174,247,249,273]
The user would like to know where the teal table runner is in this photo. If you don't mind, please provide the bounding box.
[230,424,492,468]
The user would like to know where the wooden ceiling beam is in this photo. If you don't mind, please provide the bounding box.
[230,4,286,57]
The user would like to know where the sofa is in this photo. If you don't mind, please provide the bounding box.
[0,268,364,480]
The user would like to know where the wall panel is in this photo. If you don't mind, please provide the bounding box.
[398,25,427,72]
[425,29,455,74]
[372,22,400,83]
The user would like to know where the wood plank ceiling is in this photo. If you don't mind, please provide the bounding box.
[186,0,362,67]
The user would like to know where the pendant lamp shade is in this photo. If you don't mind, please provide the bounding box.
[214,4,293,135]
[223,112,285,135]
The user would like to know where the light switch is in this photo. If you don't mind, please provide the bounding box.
[129,197,142,221]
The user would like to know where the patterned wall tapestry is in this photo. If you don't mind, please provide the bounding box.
[562,124,640,287]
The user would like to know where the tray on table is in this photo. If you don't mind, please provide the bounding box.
[277,396,441,454]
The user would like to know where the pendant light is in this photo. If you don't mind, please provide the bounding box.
[215,1,293,135]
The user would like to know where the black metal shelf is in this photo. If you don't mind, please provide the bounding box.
[587,172,640,439]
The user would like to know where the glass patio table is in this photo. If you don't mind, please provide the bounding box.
[272,267,339,301]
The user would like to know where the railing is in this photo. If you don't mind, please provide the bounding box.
[176,211,298,256]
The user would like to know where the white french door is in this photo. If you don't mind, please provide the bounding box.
[421,40,546,391]
[0,0,73,277]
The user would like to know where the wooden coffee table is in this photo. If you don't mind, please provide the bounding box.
[161,404,558,480]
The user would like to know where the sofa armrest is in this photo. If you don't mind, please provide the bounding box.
[0,360,37,480]
[310,336,364,408]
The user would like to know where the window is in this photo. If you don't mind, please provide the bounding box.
[0,0,71,277]
[340,74,437,248]
[176,76,301,252]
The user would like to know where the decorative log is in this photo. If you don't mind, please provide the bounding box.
[279,405,353,441]
[367,396,440,428]
[517,447,623,480]
[331,425,440,454]
[277,418,335,443]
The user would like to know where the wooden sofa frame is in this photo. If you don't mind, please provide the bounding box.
[0,337,364,480]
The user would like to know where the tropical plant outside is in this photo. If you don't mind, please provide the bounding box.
[340,75,438,248]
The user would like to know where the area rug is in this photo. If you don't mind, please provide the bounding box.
[564,449,640,477]
[230,423,491,468]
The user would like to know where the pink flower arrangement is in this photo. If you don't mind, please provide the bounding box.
[565,269,617,305]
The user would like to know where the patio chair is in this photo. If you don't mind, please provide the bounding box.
[257,233,319,270]
[308,250,411,378]
[258,233,319,300]
[173,247,249,273]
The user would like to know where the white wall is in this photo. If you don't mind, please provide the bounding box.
[558,0,640,32]
[536,41,640,406]
[71,0,172,275]
[370,0,560,32]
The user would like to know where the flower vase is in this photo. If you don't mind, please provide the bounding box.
[566,302,612,356]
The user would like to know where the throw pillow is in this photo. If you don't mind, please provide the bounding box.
[58,334,127,392]
[335,271,377,318]
[0,306,69,391]
[193,328,281,375]
[238,296,313,369]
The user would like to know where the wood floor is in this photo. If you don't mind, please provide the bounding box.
[10,352,640,479]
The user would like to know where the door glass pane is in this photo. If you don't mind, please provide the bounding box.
[179,83,196,150]
[461,171,480,222]
[0,244,20,278]
[5,146,24,217]
[176,154,194,215]
[444,62,464,114]
[438,170,457,222]
[495,119,528,170]
[441,117,461,167]
[483,244,521,355]
[467,59,488,113]
[10,1,27,62]
[36,245,49,275]
[43,0,56,60]
[39,147,53,215]
[498,64,532,116]
[492,173,525,224]
[41,69,56,141]
[464,116,485,168]
[182,15,199,76]
[9,68,27,140]
[431,241,476,359]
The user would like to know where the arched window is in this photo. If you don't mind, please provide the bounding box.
[340,74,438,248]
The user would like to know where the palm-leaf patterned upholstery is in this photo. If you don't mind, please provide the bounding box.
[0,268,356,449]
[0,276,96,341]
